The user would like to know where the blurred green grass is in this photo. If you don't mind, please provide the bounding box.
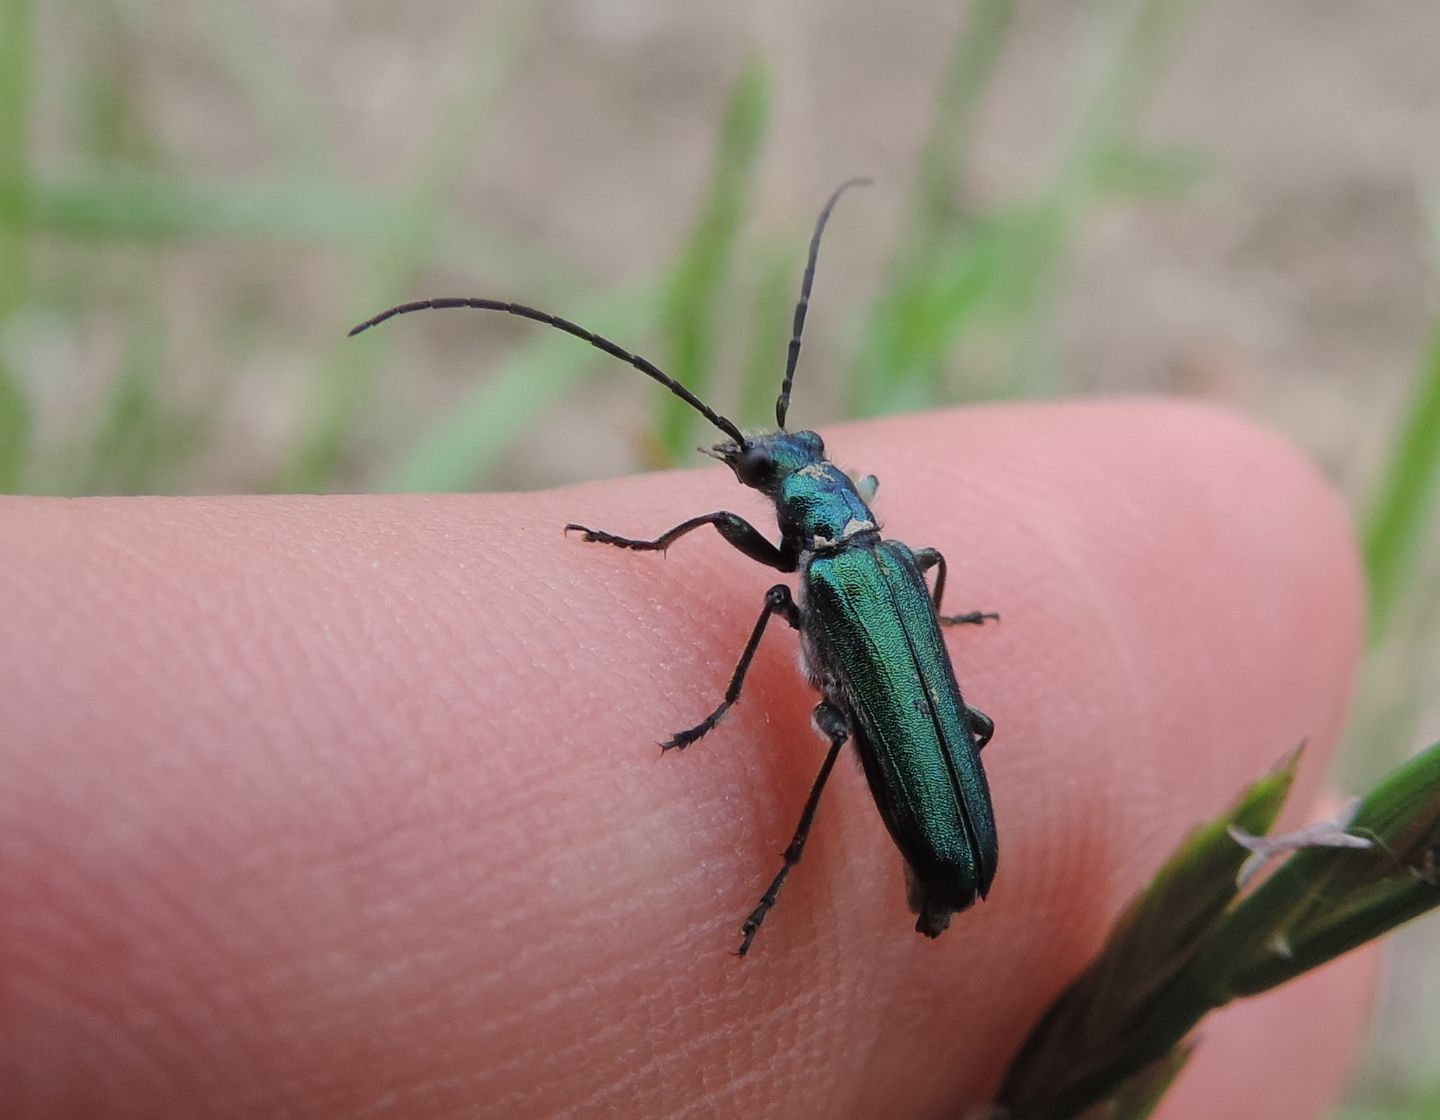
[2,0,1438,1114]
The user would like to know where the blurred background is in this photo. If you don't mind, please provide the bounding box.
[2,0,1437,1113]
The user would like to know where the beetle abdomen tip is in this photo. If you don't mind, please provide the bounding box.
[915,908,954,938]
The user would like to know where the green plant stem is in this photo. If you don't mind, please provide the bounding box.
[1363,316,1440,642]
[849,0,1015,416]
[0,0,28,309]
[998,741,1440,1120]
[0,0,31,490]
[911,0,1017,232]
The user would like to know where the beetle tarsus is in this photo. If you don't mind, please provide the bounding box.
[567,512,795,570]
[563,523,658,550]
[916,548,997,626]
[661,708,731,752]
[966,706,995,751]
[940,610,999,626]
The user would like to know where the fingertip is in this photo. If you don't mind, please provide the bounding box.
[0,399,1372,1118]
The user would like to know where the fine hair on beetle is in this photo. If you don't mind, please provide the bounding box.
[351,178,999,955]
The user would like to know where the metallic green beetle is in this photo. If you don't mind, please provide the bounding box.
[350,179,998,954]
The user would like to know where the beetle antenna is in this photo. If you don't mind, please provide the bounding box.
[774,177,871,430]
[348,298,748,447]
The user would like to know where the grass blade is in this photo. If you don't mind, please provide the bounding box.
[738,244,796,425]
[284,2,532,492]
[850,0,1206,413]
[995,749,1299,1120]
[849,0,1016,415]
[654,57,769,459]
[0,0,30,492]
[996,741,1440,1120]
[1221,742,1440,996]
[1362,316,1440,641]
[379,287,654,492]
[0,360,28,491]
[0,0,29,305]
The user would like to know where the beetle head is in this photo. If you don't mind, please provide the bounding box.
[703,430,826,495]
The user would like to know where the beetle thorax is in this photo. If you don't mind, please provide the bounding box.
[775,459,878,551]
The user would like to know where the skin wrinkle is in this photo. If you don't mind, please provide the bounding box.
[40,801,280,1056]
[45,881,261,1114]
[332,1005,480,1119]
[963,490,1139,951]
[1048,504,1194,907]
[569,1015,682,1119]
[6,923,142,1103]
[14,986,181,1119]
[1059,414,1336,886]
[556,529,723,730]
[511,986,645,1118]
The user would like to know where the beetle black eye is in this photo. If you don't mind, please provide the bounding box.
[737,447,773,487]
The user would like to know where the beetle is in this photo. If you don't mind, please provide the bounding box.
[349,179,998,954]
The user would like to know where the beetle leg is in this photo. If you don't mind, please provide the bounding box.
[914,547,999,626]
[966,705,995,751]
[738,701,849,955]
[916,550,997,750]
[565,511,796,571]
[661,585,800,751]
